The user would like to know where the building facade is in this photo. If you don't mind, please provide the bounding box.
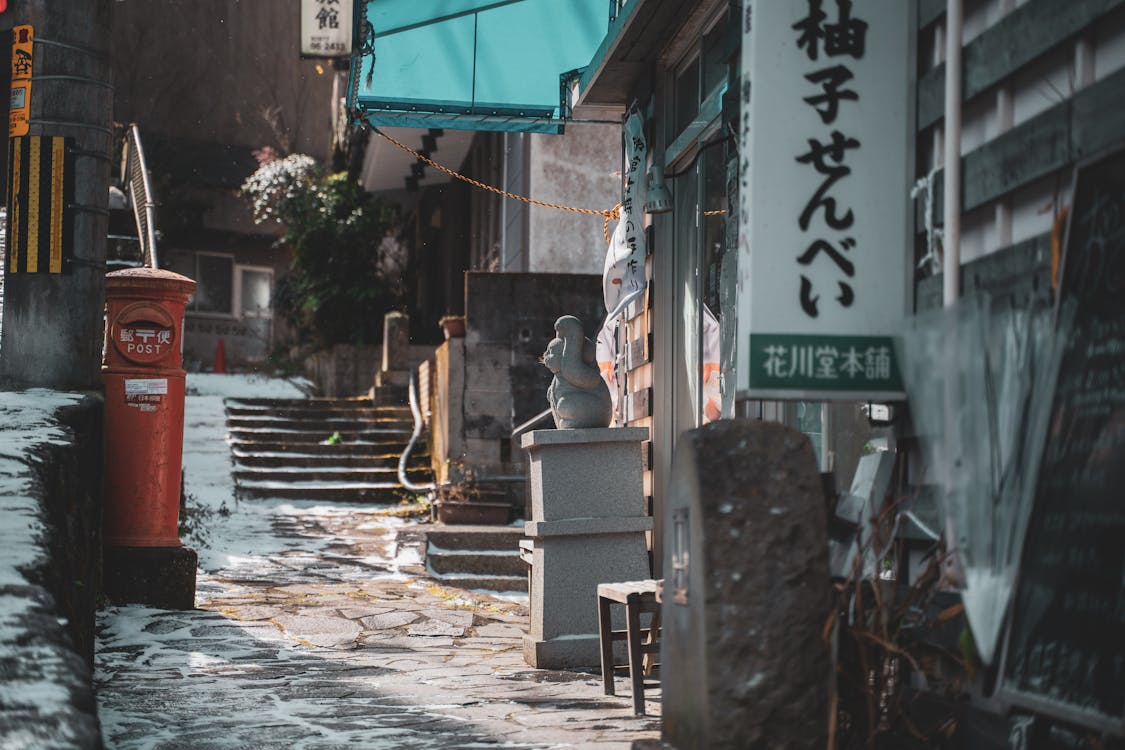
[111,0,336,369]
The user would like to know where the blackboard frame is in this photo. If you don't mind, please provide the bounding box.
[995,142,1125,736]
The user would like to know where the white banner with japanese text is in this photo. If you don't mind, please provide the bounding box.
[301,0,353,57]
[737,0,913,400]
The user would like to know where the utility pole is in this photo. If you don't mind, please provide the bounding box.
[0,0,112,389]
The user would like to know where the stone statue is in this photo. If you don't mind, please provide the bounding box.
[542,315,612,429]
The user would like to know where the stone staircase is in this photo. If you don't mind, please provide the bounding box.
[423,525,527,593]
[226,397,431,503]
[226,396,527,594]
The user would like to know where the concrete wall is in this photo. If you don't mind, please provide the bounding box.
[0,393,104,749]
[111,0,335,367]
[528,123,622,274]
[460,272,604,488]
[112,0,333,161]
[303,344,380,398]
[431,339,465,484]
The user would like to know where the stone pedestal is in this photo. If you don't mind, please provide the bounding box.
[521,427,651,669]
[661,420,830,749]
[103,546,198,610]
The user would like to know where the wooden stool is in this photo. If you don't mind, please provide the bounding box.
[596,579,661,715]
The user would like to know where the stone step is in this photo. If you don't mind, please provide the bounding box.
[234,479,415,503]
[227,428,413,444]
[226,397,377,408]
[425,571,528,594]
[231,451,429,469]
[226,416,413,431]
[233,466,431,483]
[425,548,526,578]
[228,440,412,455]
[372,386,408,407]
[424,524,525,552]
[226,405,412,420]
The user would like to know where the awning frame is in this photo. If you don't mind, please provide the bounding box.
[346,0,617,134]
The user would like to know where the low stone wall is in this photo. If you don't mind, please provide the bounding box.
[0,391,104,750]
[303,343,379,397]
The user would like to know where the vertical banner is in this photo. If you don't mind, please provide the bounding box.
[301,0,353,57]
[737,0,914,400]
[6,136,75,274]
[597,107,649,420]
[10,24,33,137]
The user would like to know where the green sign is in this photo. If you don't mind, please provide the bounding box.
[737,1,914,401]
[747,333,903,397]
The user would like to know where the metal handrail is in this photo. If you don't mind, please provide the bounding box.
[512,407,553,439]
[124,123,158,269]
[398,371,436,493]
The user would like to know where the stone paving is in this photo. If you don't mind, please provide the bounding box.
[95,491,660,748]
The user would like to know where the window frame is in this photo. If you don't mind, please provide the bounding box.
[187,251,237,320]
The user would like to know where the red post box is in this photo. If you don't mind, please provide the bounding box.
[102,267,195,548]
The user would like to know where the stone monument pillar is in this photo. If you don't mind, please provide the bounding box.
[521,426,651,669]
[659,420,830,749]
[374,311,410,402]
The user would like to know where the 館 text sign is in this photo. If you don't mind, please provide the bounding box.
[737,0,913,400]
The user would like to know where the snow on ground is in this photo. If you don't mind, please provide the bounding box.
[185,372,313,400]
[179,373,419,579]
[97,373,659,748]
[0,390,101,750]
[0,390,84,590]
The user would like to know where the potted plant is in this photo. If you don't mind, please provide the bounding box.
[431,462,511,525]
[438,315,466,340]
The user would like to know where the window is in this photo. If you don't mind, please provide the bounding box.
[238,267,272,318]
[193,253,234,315]
[165,252,272,321]
[665,9,733,430]
[236,265,273,348]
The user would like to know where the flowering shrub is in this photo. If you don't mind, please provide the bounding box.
[242,153,319,226]
[242,154,403,346]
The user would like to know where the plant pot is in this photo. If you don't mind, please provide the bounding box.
[439,315,466,340]
[432,499,510,525]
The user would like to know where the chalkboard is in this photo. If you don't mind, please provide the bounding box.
[999,146,1125,734]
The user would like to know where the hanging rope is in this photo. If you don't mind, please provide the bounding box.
[603,204,622,244]
[370,126,621,235]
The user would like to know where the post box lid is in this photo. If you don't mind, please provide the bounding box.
[106,267,196,296]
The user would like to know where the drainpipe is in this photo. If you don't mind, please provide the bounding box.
[941,0,967,590]
[943,0,963,306]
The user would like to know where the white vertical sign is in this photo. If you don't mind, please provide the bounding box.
[301,0,353,58]
[737,0,914,400]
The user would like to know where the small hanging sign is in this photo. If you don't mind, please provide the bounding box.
[9,24,33,137]
[300,0,353,58]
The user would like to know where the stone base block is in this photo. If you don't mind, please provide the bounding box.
[104,545,197,610]
[375,368,410,388]
[522,427,648,520]
[522,633,602,669]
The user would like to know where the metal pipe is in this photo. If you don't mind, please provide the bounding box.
[942,0,962,306]
[512,407,553,438]
[398,371,436,493]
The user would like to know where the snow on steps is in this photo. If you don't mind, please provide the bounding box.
[225,396,431,504]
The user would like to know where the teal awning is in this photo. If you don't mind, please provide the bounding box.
[349,0,608,134]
